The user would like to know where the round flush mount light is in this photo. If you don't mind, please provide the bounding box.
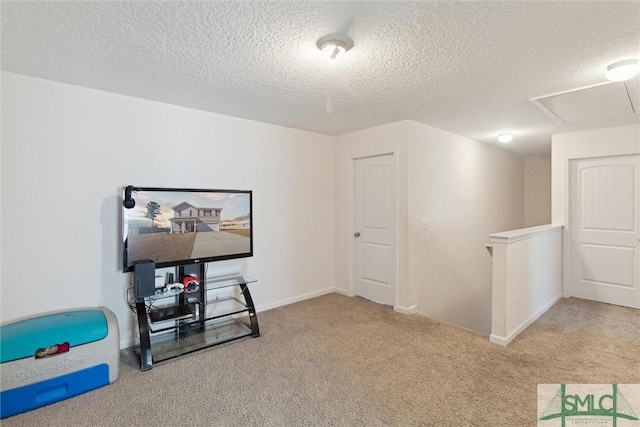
[317,35,354,64]
[605,59,639,82]
[497,133,513,144]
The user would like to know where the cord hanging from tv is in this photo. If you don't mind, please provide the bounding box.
[122,186,253,272]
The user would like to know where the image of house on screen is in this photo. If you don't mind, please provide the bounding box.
[169,202,222,233]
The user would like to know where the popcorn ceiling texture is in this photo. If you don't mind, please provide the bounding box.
[2,1,639,155]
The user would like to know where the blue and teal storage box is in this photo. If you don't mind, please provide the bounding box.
[0,308,119,419]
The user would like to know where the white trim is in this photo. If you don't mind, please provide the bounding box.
[490,293,562,346]
[394,304,418,315]
[122,337,137,350]
[490,224,563,244]
[334,287,349,296]
[347,156,356,297]
[529,81,618,125]
[488,334,509,346]
[529,98,566,125]
[255,287,337,312]
[562,151,640,161]
[564,153,572,298]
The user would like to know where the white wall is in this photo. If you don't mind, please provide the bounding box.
[2,72,537,346]
[334,121,411,311]
[524,154,551,227]
[551,124,640,297]
[1,72,336,348]
[489,225,563,345]
[406,121,524,335]
[0,72,3,311]
[334,120,524,335]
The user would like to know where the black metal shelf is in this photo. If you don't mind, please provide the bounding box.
[147,274,258,302]
[134,267,259,371]
[136,318,254,364]
[147,296,249,333]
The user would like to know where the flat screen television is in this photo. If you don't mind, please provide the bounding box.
[122,186,253,272]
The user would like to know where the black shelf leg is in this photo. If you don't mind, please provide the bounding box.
[239,283,260,337]
[135,300,153,371]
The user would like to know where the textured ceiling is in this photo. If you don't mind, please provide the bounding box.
[2,1,639,155]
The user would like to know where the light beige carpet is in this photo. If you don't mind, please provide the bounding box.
[3,294,639,426]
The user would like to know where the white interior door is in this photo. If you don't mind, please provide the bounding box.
[570,155,640,308]
[354,154,395,305]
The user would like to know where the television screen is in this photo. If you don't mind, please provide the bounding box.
[122,186,252,272]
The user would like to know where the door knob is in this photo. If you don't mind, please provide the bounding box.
[354,232,361,237]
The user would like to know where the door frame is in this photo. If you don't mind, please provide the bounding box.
[566,152,640,300]
[347,152,400,310]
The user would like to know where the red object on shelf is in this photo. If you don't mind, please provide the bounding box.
[182,275,200,293]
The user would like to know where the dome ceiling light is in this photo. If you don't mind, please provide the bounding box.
[605,59,639,82]
[317,35,353,64]
[497,133,513,144]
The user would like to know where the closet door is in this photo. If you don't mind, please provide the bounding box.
[570,155,640,308]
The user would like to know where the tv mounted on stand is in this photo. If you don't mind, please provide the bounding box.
[122,186,253,274]
[123,185,253,306]
[122,186,258,370]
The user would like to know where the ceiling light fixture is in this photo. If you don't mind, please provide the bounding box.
[317,35,353,64]
[605,59,639,82]
[497,133,513,144]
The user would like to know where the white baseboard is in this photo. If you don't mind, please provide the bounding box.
[394,304,418,314]
[121,338,136,350]
[334,287,349,296]
[489,334,508,346]
[255,287,338,313]
[490,292,562,346]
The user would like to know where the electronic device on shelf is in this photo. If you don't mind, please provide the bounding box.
[153,283,183,295]
[133,260,156,299]
[165,283,184,292]
[182,275,200,293]
[149,304,193,323]
[121,186,253,272]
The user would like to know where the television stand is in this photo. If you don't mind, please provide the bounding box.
[134,271,259,371]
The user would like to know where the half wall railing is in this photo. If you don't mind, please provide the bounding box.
[488,224,563,345]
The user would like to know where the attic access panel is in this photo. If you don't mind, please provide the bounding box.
[531,81,639,125]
